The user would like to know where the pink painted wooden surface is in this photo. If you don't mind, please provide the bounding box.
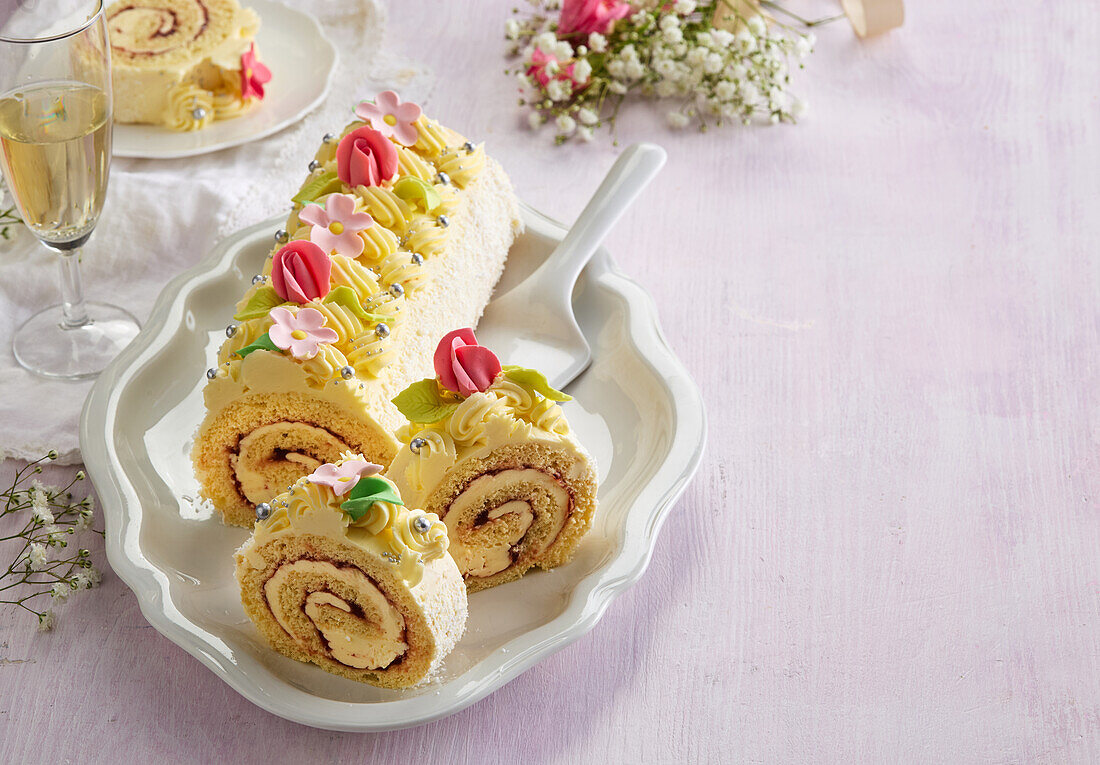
[3,1,1100,761]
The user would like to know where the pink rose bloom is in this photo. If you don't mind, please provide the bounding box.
[355,91,422,146]
[527,48,576,88]
[270,240,332,303]
[307,459,383,496]
[240,43,272,100]
[336,126,398,188]
[299,193,374,258]
[267,306,338,360]
[433,328,502,397]
[558,0,632,38]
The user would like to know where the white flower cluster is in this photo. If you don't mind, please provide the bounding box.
[506,0,814,143]
[2,455,102,632]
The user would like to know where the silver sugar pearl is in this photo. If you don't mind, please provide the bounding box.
[192,106,207,121]
[308,159,321,172]
[410,253,424,266]
[375,322,390,338]
[206,368,218,380]
[274,229,289,244]
[463,141,475,153]
[340,365,354,379]
[255,502,272,520]
[252,274,265,284]
[413,516,431,533]
[436,171,450,185]
[409,437,428,454]
[389,283,404,297]
[225,324,237,338]
[322,132,337,143]
[437,214,449,228]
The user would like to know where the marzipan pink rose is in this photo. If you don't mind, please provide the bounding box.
[558,0,632,38]
[433,328,502,397]
[336,126,398,188]
[270,240,332,303]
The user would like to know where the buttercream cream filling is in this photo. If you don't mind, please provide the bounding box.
[231,422,349,505]
[265,560,408,670]
[444,469,570,578]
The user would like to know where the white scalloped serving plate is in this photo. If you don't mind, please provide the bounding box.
[113,0,337,159]
[79,205,707,731]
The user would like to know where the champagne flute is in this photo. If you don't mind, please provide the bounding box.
[0,0,139,379]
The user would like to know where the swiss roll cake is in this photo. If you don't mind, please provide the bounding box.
[106,0,269,130]
[235,454,466,688]
[387,330,598,592]
[193,92,522,526]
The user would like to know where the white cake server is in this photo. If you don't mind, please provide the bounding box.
[476,142,667,390]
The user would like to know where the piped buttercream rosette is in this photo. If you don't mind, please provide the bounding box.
[386,330,599,592]
[235,455,467,687]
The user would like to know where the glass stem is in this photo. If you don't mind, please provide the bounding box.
[57,250,91,329]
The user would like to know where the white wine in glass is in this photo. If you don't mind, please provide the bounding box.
[0,82,110,248]
[0,0,139,379]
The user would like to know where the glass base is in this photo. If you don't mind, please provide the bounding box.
[13,302,140,380]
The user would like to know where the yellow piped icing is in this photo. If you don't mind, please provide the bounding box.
[405,216,446,258]
[354,185,412,233]
[389,375,585,510]
[396,146,436,182]
[166,83,214,131]
[207,100,487,393]
[437,145,486,189]
[213,90,251,121]
[412,115,463,158]
[358,224,401,266]
[250,455,449,586]
[347,332,398,378]
[378,251,429,294]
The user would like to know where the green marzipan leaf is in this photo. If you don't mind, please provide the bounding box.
[391,378,460,423]
[393,176,442,213]
[291,171,343,205]
[323,285,393,323]
[501,365,572,402]
[340,476,404,519]
[340,498,373,521]
[233,286,285,321]
[235,332,281,358]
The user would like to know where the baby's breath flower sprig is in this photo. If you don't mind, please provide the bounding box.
[1,452,103,631]
[506,0,819,143]
[0,177,23,241]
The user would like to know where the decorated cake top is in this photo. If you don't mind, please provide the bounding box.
[386,330,585,508]
[392,328,573,447]
[207,92,489,392]
[246,452,449,586]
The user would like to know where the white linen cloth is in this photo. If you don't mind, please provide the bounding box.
[0,0,430,463]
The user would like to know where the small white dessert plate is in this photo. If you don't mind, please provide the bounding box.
[112,0,337,159]
[80,205,707,732]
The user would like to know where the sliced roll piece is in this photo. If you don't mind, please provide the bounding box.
[192,93,522,526]
[235,454,466,688]
[106,0,267,129]
[387,330,598,592]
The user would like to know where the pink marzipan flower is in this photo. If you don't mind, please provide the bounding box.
[306,459,383,496]
[240,43,271,100]
[355,91,422,146]
[558,0,632,38]
[267,306,338,360]
[433,328,502,397]
[299,193,374,258]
